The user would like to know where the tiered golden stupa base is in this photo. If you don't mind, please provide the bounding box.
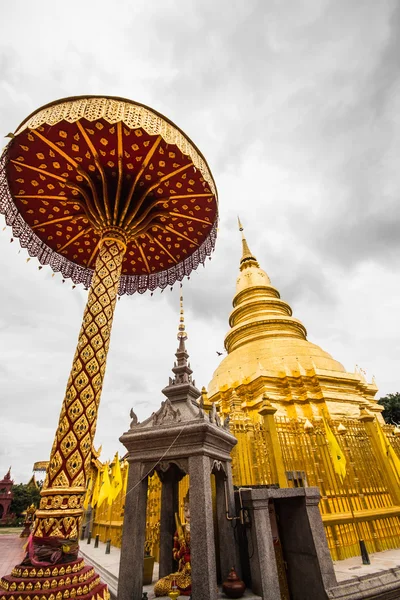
[0,558,109,600]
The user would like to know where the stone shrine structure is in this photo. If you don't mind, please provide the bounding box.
[0,468,14,523]
[118,298,238,600]
[239,486,337,600]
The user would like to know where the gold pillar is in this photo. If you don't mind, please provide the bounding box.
[33,232,126,540]
[259,393,287,488]
[359,408,400,506]
[229,390,255,485]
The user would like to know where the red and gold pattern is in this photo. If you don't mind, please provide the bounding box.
[0,97,217,597]
[0,558,109,600]
[32,235,125,540]
[0,96,218,293]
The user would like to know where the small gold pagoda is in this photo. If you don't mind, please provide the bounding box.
[206,220,400,560]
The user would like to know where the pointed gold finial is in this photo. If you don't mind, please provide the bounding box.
[177,293,188,341]
[229,388,242,411]
[201,386,209,406]
[261,391,272,406]
[237,217,259,269]
[259,392,277,416]
[304,418,314,433]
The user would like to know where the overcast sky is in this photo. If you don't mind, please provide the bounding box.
[1,0,400,484]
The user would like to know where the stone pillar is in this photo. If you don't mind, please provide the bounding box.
[274,488,337,599]
[214,465,241,582]
[259,394,287,488]
[304,488,337,590]
[83,505,93,539]
[189,455,218,600]
[159,473,178,578]
[118,461,148,600]
[240,490,281,600]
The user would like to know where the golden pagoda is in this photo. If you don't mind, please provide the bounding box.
[209,219,379,419]
[90,221,400,562]
[207,220,400,560]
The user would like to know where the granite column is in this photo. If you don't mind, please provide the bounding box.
[159,472,179,578]
[118,461,148,600]
[189,454,217,600]
[215,466,241,581]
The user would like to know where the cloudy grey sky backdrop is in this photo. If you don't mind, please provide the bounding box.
[1,0,400,482]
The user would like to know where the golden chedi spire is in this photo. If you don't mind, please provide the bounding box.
[238,216,259,268]
[226,219,307,354]
[208,220,379,419]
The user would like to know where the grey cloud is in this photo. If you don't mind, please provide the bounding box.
[367,2,400,116]
[1,0,400,481]
[164,255,235,324]
[268,256,337,310]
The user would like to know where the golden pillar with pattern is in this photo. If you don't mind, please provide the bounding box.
[359,407,400,505]
[229,390,255,485]
[258,393,287,488]
[34,232,126,540]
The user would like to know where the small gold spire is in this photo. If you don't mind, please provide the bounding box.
[177,293,188,341]
[261,391,272,407]
[237,216,259,269]
[201,386,209,406]
[304,418,314,433]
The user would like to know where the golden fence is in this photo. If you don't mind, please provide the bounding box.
[91,471,190,561]
[91,416,400,562]
[384,423,400,457]
[92,462,128,548]
[272,417,400,560]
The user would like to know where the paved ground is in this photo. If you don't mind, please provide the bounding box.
[0,535,26,578]
[79,539,259,599]
[0,528,23,536]
[78,537,400,584]
[2,533,400,598]
[333,548,400,582]
[78,538,400,596]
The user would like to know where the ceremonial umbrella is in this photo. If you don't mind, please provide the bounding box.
[0,96,217,594]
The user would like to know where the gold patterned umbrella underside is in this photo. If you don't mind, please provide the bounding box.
[0,97,218,294]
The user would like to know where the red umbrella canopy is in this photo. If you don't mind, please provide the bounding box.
[0,96,218,293]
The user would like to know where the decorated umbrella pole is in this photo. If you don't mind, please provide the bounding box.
[0,96,218,600]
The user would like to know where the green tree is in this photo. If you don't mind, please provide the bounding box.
[10,484,41,517]
[378,393,400,424]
